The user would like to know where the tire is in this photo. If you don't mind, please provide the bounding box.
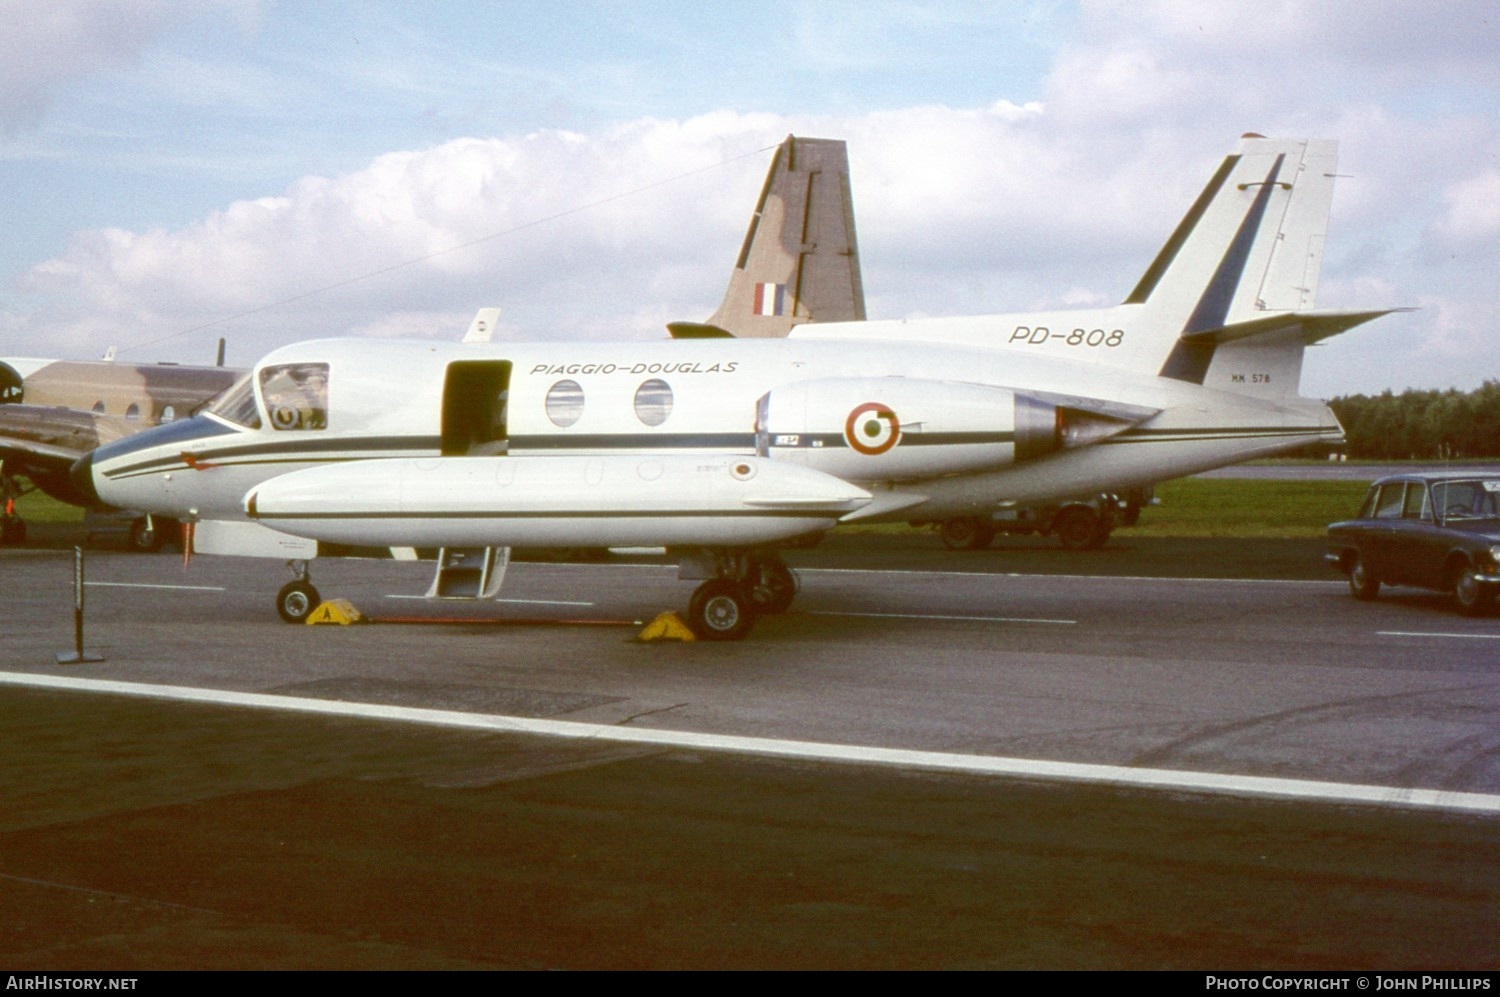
[687,579,755,641]
[748,557,797,615]
[129,517,166,552]
[1452,565,1494,617]
[939,517,995,551]
[276,580,321,624]
[0,517,24,546]
[1347,553,1380,601]
[1054,506,1106,550]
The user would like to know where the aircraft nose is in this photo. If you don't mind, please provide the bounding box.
[68,452,101,508]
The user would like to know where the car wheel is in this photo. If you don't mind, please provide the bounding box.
[939,517,995,550]
[1348,553,1380,601]
[1452,566,1494,616]
[276,580,321,624]
[1054,506,1106,550]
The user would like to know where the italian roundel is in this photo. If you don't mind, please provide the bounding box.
[844,402,900,455]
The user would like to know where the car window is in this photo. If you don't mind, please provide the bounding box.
[1373,483,1405,519]
[1356,485,1380,519]
[1434,479,1500,520]
[1402,483,1431,520]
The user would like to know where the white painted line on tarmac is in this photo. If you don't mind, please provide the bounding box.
[84,581,226,592]
[811,610,1075,625]
[3,671,1495,817]
[1379,630,1500,641]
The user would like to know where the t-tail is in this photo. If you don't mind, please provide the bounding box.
[668,135,865,339]
[1128,134,1396,400]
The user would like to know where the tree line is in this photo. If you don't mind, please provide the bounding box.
[1328,381,1500,460]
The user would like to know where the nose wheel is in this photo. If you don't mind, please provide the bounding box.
[276,560,321,623]
[276,580,321,623]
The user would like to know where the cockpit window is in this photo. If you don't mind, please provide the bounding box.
[260,363,329,431]
[207,373,262,429]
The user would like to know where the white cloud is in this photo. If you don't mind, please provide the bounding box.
[0,0,261,134]
[13,98,1491,395]
[6,1,1500,394]
[1436,170,1500,244]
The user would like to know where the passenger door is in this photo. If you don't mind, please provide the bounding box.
[441,361,512,456]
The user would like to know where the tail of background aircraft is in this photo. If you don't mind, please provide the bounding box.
[668,135,865,339]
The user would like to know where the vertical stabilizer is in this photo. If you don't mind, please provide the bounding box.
[681,135,865,339]
[1130,136,1339,387]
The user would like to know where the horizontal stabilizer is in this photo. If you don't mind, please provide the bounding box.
[1181,308,1409,347]
[666,322,735,339]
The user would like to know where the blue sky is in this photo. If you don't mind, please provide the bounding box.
[3,0,1499,397]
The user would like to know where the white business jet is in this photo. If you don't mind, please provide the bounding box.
[74,135,1395,638]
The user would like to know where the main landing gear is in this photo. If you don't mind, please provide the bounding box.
[683,551,798,641]
[276,560,322,623]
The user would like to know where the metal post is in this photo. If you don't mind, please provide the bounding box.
[56,546,104,664]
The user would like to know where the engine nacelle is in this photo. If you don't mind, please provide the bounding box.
[757,378,1042,481]
[756,377,1136,482]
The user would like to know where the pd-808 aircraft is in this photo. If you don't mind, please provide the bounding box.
[74,135,1397,638]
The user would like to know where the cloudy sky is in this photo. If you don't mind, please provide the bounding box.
[2,0,1498,398]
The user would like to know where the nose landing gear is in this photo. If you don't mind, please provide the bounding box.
[276,560,322,623]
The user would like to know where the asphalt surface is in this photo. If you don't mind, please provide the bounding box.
[2,527,1497,969]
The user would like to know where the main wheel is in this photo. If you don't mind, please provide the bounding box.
[748,556,797,615]
[1452,566,1494,616]
[939,517,995,550]
[129,517,167,552]
[1054,506,1107,550]
[687,579,755,641]
[0,517,24,545]
[1348,553,1380,601]
[276,580,321,623]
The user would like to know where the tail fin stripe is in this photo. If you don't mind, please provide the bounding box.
[1124,155,1240,305]
[1158,155,1287,383]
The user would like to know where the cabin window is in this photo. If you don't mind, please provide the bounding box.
[125,403,140,422]
[207,373,262,429]
[159,405,176,424]
[633,379,673,427]
[545,379,584,428]
[260,363,329,431]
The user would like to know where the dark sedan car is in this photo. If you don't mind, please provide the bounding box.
[1327,474,1500,615]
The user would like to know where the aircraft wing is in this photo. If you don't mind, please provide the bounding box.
[0,404,136,502]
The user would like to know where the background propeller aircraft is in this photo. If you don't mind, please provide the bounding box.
[0,350,241,545]
[74,135,1396,638]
